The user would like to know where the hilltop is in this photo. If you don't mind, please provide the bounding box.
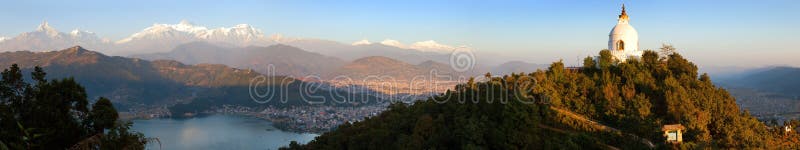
[284,50,799,149]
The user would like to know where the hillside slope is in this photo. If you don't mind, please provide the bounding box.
[285,50,792,149]
[327,56,465,80]
[135,42,347,77]
[0,46,373,110]
[725,66,800,97]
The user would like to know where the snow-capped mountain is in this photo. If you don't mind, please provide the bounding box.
[36,22,60,37]
[69,29,109,45]
[0,21,110,52]
[409,40,463,53]
[114,20,272,55]
[0,20,473,59]
[379,39,405,48]
[351,39,371,46]
[371,39,464,53]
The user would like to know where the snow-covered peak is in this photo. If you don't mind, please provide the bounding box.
[169,20,207,32]
[69,29,96,37]
[117,20,265,44]
[234,24,250,28]
[380,39,405,48]
[0,21,110,53]
[70,29,80,36]
[36,21,60,37]
[376,39,466,53]
[36,21,54,31]
[206,24,262,38]
[351,39,371,46]
[409,40,459,53]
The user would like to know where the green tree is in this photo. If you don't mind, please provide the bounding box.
[99,122,147,150]
[0,64,147,150]
[88,97,119,133]
[641,50,659,68]
[582,56,596,71]
[287,49,784,149]
[598,49,615,69]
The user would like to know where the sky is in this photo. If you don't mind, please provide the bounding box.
[0,0,798,68]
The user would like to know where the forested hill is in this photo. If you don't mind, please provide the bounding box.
[0,46,379,111]
[284,50,800,149]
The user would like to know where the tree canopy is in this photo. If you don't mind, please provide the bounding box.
[285,48,798,149]
[0,64,147,150]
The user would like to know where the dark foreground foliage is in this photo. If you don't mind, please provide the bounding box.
[285,49,799,149]
[0,64,147,150]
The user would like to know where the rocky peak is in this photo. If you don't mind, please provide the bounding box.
[61,46,99,56]
[36,21,60,37]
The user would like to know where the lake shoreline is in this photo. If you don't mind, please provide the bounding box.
[131,114,319,150]
[129,112,330,134]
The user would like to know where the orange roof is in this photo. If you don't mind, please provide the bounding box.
[662,124,685,131]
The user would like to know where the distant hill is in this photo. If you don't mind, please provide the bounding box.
[136,42,549,80]
[0,46,185,107]
[135,42,567,98]
[723,66,800,97]
[283,39,455,65]
[327,56,463,80]
[0,46,375,110]
[135,42,347,77]
[416,60,459,75]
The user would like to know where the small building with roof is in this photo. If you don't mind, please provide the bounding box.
[662,124,685,144]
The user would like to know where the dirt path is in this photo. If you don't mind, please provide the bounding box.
[549,106,656,148]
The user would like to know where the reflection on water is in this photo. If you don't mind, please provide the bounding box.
[132,115,318,150]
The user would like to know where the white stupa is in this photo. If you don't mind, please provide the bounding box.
[607,4,643,62]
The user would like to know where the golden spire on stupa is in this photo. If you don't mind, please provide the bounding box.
[618,4,629,22]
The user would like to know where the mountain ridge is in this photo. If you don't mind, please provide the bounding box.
[0,21,111,52]
[0,46,377,110]
[722,66,800,97]
[135,42,347,77]
[328,56,463,81]
[0,21,470,58]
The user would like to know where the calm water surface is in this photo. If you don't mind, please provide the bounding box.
[132,114,318,150]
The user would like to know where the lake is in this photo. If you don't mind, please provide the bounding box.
[132,114,318,150]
